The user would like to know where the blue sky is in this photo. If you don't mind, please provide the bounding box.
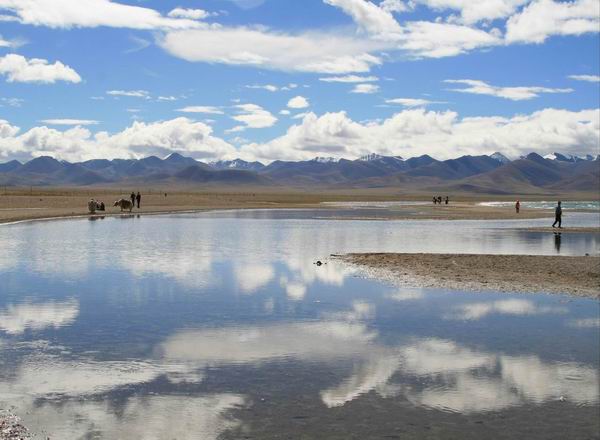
[0,0,598,163]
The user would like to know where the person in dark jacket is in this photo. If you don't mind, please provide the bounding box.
[136,192,141,209]
[130,192,136,208]
[552,201,562,228]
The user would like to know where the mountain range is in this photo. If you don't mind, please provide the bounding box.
[0,152,597,195]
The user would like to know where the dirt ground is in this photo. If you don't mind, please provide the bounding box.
[338,253,600,298]
[0,187,585,224]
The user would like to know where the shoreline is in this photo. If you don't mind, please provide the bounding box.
[337,253,600,298]
[3,188,596,225]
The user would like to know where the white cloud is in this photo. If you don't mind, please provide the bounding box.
[159,26,383,74]
[380,0,415,13]
[292,112,310,120]
[320,74,379,83]
[287,95,310,109]
[237,107,599,163]
[0,53,81,83]
[39,119,99,126]
[324,0,403,36]
[176,105,224,114]
[324,0,502,58]
[569,74,600,83]
[0,97,23,107]
[445,79,573,100]
[106,89,150,98]
[157,95,178,101]
[0,0,202,30]
[399,21,502,58]
[416,0,529,24]
[506,0,600,43]
[386,97,444,107]
[0,117,236,162]
[228,103,277,132]
[246,84,279,92]
[0,34,25,48]
[351,83,380,94]
[167,7,211,20]
[279,109,291,115]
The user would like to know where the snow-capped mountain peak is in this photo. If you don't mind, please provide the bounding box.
[490,152,510,164]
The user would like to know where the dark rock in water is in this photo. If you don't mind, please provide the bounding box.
[315,260,323,266]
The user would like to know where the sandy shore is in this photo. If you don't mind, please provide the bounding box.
[0,411,29,440]
[338,253,600,298]
[0,188,580,225]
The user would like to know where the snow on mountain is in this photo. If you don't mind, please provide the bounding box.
[543,152,592,162]
[311,157,340,163]
[490,152,511,164]
[358,153,404,162]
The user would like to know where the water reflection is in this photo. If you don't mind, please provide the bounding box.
[0,299,79,334]
[0,212,598,438]
[446,299,567,320]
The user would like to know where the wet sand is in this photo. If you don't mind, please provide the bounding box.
[0,188,576,225]
[338,253,600,298]
[517,227,600,234]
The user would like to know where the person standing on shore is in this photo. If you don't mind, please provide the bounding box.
[445,196,449,205]
[515,200,520,214]
[136,192,141,209]
[130,192,136,208]
[552,201,562,228]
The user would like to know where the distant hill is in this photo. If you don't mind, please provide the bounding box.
[0,152,597,195]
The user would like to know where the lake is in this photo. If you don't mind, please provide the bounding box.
[0,211,599,439]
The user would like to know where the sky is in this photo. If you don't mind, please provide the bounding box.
[0,0,599,163]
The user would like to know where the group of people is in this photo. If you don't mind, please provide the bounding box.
[432,196,449,205]
[130,191,142,209]
[515,199,563,228]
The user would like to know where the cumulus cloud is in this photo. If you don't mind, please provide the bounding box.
[237,107,599,162]
[351,83,380,94]
[0,53,81,83]
[287,96,310,109]
[399,21,502,58]
[39,119,99,126]
[0,0,202,30]
[445,79,573,100]
[380,0,415,13]
[176,106,224,114]
[569,74,600,83]
[167,8,211,20]
[505,0,600,43]
[228,103,277,132]
[323,0,403,36]
[386,97,445,107]
[0,117,236,162]
[159,26,383,74]
[415,0,529,24]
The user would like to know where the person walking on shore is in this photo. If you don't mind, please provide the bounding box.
[515,200,520,214]
[552,201,562,228]
[130,192,136,209]
[136,192,141,209]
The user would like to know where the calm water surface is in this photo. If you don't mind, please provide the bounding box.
[0,211,598,439]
